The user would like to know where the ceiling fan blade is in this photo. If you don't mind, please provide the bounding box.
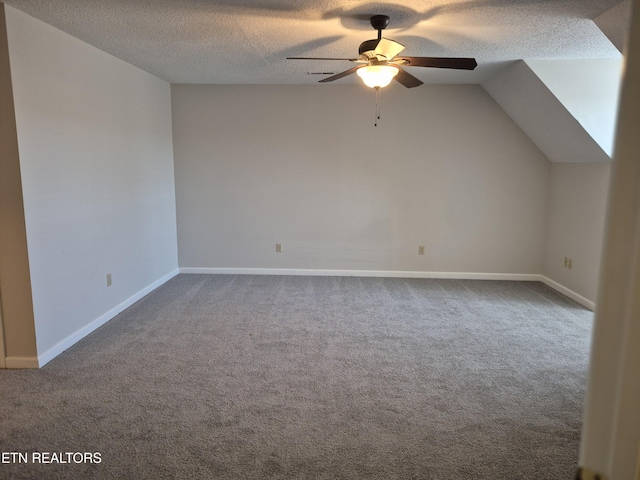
[393,67,424,88]
[394,56,477,70]
[318,66,361,83]
[287,57,358,61]
[374,38,405,60]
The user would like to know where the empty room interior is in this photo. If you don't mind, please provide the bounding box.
[1,0,639,478]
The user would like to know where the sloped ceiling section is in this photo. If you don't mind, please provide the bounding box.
[595,0,632,52]
[481,57,624,162]
[482,60,612,163]
[526,58,622,157]
[481,0,627,163]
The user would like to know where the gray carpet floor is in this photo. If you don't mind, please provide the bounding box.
[0,275,593,479]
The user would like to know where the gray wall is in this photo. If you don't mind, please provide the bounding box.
[543,163,610,303]
[4,6,178,363]
[172,84,550,275]
[481,60,614,305]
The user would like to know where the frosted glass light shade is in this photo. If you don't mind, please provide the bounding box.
[356,65,399,88]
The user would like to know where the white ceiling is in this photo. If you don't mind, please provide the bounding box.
[4,0,625,84]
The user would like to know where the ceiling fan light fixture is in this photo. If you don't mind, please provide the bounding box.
[356,65,399,88]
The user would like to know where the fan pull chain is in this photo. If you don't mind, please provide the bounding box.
[374,86,381,127]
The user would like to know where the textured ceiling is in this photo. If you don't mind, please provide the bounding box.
[4,0,626,84]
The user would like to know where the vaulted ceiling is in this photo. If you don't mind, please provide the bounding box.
[3,0,627,84]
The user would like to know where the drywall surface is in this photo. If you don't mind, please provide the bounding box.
[526,58,623,157]
[543,162,610,303]
[0,4,37,364]
[594,0,632,53]
[482,60,610,163]
[172,84,550,274]
[5,6,178,358]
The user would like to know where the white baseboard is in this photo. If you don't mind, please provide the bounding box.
[6,268,590,369]
[5,356,39,369]
[180,267,540,281]
[181,268,595,310]
[35,268,180,368]
[540,275,595,311]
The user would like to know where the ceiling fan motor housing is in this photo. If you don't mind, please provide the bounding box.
[359,39,381,58]
[370,15,390,31]
[360,15,393,60]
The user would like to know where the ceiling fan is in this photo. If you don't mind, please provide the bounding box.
[288,15,477,89]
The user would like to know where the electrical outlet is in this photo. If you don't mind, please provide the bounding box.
[275,243,282,253]
[418,246,425,255]
[106,273,112,286]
